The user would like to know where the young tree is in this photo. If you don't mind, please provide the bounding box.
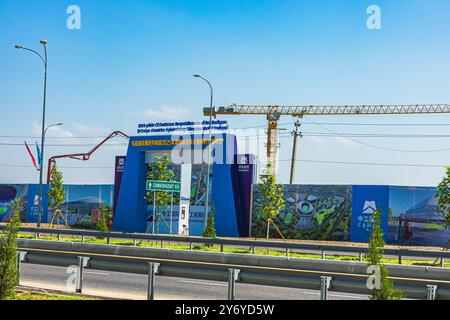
[96,210,108,233]
[48,163,67,222]
[254,163,285,240]
[144,154,176,234]
[436,167,450,228]
[0,198,22,300]
[365,210,404,300]
[96,204,113,232]
[203,205,217,239]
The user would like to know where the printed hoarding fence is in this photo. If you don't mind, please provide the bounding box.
[251,184,449,247]
[251,185,352,241]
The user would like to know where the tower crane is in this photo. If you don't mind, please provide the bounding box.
[203,103,450,174]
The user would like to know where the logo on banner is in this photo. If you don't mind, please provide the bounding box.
[362,201,377,214]
[358,200,376,231]
[237,155,250,172]
[239,155,249,165]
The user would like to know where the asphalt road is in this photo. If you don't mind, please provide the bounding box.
[19,263,369,300]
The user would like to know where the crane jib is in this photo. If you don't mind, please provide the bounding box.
[204,104,450,116]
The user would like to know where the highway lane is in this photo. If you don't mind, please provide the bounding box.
[19,263,369,300]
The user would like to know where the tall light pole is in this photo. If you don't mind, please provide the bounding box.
[15,40,48,228]
[193,74,214,230]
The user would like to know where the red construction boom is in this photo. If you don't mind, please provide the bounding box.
[46,131,130,183]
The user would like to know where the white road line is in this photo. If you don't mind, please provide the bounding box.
[84,271,110,276]
[179,280,228,287]
[295,288,368,300]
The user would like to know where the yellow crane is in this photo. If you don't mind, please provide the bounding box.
[203,103,450,176]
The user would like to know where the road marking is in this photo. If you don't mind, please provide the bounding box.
[298,288,368,300]
[84,271,110,276]
[179,280,228,287]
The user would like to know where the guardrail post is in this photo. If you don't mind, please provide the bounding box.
[398,254,402,265]
[76,256,89,293]
[320,276,332,300]
[252,246,255,254]
[107,235,110,245]
[321,251,326,259]
[359,253,363,262]
[133,238,136,246]
[189,242,193,250]
[147,262,160,300]
[160,241,164,248]
[34,232,38,240]
[286,248,289,257]
[81,235,85,243]
[57,233,61,241]
[426,285,437,300]
[220,244,224,252]
[440,258,445,268]
[227,269,240,300]
[16,252,26,284]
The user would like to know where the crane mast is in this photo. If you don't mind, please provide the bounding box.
[203,103,450,175]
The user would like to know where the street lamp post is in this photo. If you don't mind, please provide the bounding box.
[193,74,214,230]
[15,40,48,228]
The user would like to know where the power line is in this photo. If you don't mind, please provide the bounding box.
[0,164,113,169]
[0,142,128,147]
[0,158,446,169]
[1,120,448,140]
[283,159,447,168]
[304,116,450,153]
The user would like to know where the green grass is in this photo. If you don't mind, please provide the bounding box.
[13,291,100,300]
[422,225,445,230]
[4,232,449,268]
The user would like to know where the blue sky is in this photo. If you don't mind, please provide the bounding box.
[0,0,450,186]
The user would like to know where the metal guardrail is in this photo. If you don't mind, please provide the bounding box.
[1,226,449,266]
[13,240,450,300]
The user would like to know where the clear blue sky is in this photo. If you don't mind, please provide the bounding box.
[0,0,450,186]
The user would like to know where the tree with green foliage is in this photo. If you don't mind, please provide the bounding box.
[203,205,217,239]
[100,204,113,222]
[0,198,22,300]
[365,210,404,300]
[48,163,68,227]
[144,154,176,234]
[436,167,450,228]
[255,163,285,240]
[48,163,66,210]
[96,205,113,232]
[96,211,108,233]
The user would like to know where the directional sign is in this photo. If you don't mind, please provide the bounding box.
[146,180,181,193]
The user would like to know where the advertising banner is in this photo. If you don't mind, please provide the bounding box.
[387,186,449,247]
[0,184,29,222]
[23,184,112,226]
[113,156,126,214]
[251,185,352,241]
[350,185,389,243]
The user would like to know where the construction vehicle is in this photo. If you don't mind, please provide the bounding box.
[46,131,129,183]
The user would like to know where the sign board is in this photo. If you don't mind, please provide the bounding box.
[146,180,181,193]
[137,120,228,135]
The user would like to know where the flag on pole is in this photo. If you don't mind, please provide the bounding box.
[24,141,38,170]
[35,142,42,166]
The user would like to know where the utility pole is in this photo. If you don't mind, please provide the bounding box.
[289,118,302,185]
